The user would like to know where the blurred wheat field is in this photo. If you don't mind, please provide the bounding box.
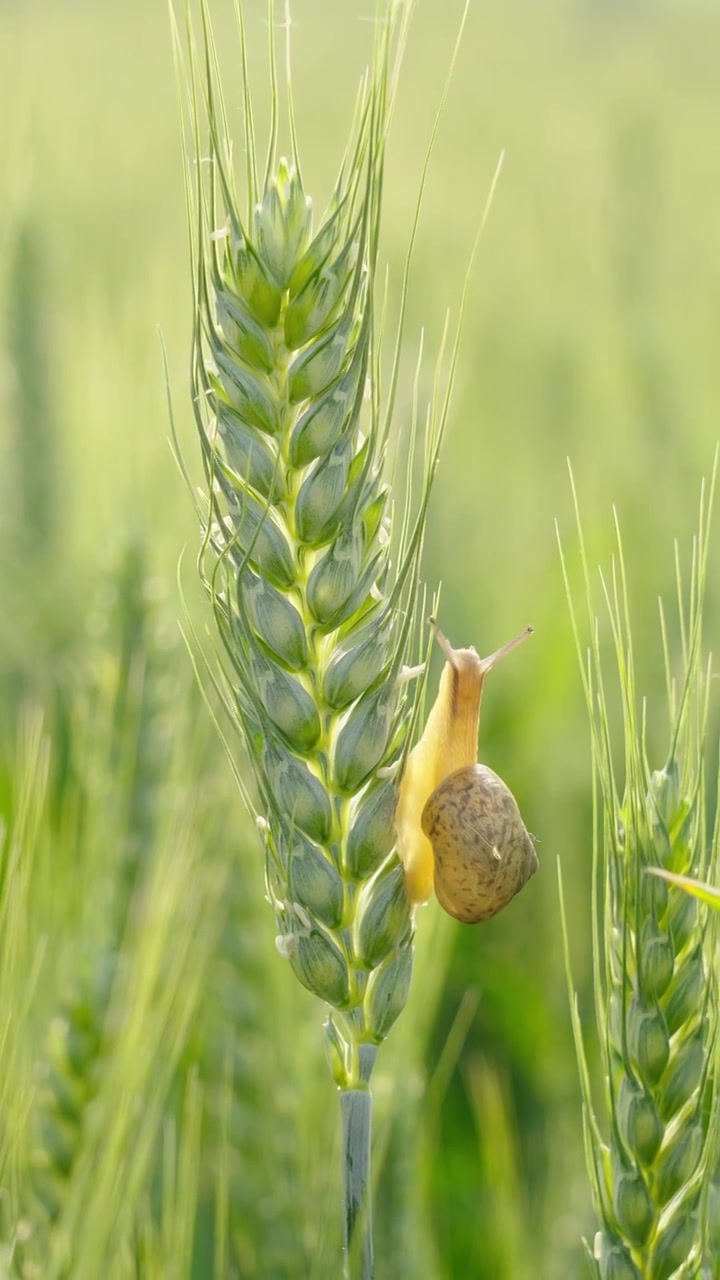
[1,0,720,1276]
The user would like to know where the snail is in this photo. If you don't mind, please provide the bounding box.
[394,619,537,923]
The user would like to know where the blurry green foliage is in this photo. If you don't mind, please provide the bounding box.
[0,0,719,1275]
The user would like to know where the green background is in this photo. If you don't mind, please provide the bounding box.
[1,0,719,1275]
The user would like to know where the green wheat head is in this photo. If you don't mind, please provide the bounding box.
[559,467,720,1280]
[173,0,480,1090]
[20,546,175,1258]
[0,550,223,1280]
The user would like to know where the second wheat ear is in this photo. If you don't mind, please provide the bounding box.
[395,620,537,922]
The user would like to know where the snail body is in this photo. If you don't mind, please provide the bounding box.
[395,621,537,923]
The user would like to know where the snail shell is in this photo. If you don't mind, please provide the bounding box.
[422,763,538,923]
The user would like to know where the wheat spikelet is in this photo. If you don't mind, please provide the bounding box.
[559,469,720,1280]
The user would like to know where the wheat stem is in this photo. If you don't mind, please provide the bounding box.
[341,1085,374,1280]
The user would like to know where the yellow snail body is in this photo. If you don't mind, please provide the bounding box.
[394,621,537,923]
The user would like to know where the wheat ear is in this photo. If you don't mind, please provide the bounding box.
[172,1,463,1273]
[559,467,720,1280]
